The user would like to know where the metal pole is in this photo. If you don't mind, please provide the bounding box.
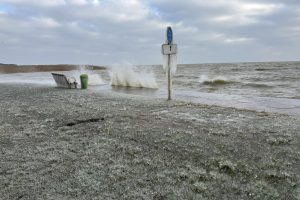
[168,54,171,100]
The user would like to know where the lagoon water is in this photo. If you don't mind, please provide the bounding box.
[0,62,299,115]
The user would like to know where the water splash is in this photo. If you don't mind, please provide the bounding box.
[163,54,177,75]
[69,65,104,86]
[108,63,158,88]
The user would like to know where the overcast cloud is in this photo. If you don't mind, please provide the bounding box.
[0,0,299,65]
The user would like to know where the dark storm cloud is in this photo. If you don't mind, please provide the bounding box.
[0,0,299,65]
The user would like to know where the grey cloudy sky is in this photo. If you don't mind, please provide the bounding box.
[0,0,299,65]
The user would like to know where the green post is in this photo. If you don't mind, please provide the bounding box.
[80,74,88,89]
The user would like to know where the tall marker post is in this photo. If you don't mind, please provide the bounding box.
[162,27,177,100]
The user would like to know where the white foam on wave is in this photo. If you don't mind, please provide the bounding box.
[108,63,158,89]
[199,75,230,85]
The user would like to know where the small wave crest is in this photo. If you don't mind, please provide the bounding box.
[199,75,232,85]
[109,64,158,89]
[245,83,274,88]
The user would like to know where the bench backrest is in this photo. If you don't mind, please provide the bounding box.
[51,73,71,88]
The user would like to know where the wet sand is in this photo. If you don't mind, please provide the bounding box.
[0,84,299,199]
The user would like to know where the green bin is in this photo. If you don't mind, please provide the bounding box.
[80,74,88,89]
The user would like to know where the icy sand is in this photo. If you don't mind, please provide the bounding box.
[0,84,299,199]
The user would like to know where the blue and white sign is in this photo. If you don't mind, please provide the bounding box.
[162,26,177,55]
[166,27,173,44]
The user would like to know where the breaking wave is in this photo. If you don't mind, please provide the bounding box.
[199,75,233,85]
[109,64,158,89]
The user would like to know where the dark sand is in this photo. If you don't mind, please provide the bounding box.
[0,84,299,199]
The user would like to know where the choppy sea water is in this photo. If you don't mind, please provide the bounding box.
[0,62,299,115]
[173,62,300,99]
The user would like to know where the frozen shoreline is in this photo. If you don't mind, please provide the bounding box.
[0,84,299,199]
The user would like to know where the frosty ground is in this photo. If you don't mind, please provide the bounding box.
[0,84,299,199]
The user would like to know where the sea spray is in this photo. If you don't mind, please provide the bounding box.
[109,64,158,88]
[163,54,177,75]
[69,65,104,86]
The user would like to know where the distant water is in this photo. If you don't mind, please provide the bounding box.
[161,62,300,100]
[0,62,299,115]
